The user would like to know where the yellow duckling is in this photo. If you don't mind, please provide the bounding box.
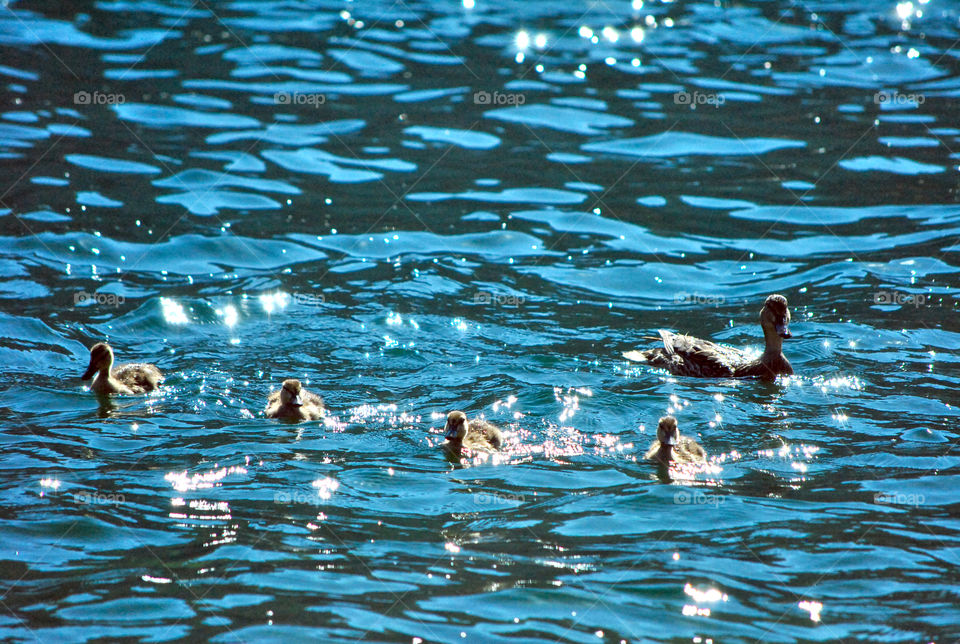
[440,410,502,459]
[624,293,793,379]
[645,416,706,465]
[265,379,324,421]
[81,342,163,395]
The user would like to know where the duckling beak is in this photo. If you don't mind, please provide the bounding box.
[81,362,97,380]
[776,322,792,339]
[444,423,459,440]
[663,434,678,446]
[290,394,303,407]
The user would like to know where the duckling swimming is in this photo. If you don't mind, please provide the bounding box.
[265,379,324,421]
[440,410,502,459]
[624,293,793,379]
[81,342,163,395]
[644,416,706,465]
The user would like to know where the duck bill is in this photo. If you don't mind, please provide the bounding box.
[444,424,458,440]
[663,435,678,446]
[776,322,792,339]
[81,363,97,380]
[291,394,303,407]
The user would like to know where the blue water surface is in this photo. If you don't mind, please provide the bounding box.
[0,0,958,641]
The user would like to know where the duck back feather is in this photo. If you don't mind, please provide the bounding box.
[112,363,163,393]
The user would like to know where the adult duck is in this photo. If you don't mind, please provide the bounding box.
[644,416,706,466]
[265,379,324,421]
[81,342,163,395]
[440,410,502,459]
[624,294,793,379]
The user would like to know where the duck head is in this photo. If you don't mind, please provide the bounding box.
[657,415,680,447]
[280,379,304,407]
[444,410,468,442]
[760,294,792,340]
[82,342,114,380]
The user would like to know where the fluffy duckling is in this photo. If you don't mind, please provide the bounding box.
[441,410,502,459]
[644,416,706,465]
[624,293,793,379]
[81,342,163,395]
[265,379,324,421]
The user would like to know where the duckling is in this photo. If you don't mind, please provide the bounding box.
[624,293,793,379]
[265,379,324,421]
[81,342,163,395]
[644,416,706,465]
[440,410,502,459]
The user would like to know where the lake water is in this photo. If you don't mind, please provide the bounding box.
[1,0,958,641]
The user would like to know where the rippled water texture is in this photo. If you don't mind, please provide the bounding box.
[1,0,959,641]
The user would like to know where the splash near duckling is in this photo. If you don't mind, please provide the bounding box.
[81,342,163,395]
[624,294,793,379]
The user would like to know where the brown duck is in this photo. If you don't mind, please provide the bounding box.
[265,379,324,421]
[624,294,793,379]
[440,410,502,459]
[81,342,163,395]
[644,416,706,465]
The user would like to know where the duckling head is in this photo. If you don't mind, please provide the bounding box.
[82,342,114,380]
[444,410,469,442]
[761,294,792,339]
[657,415,680,446]
[280,379,304,407]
